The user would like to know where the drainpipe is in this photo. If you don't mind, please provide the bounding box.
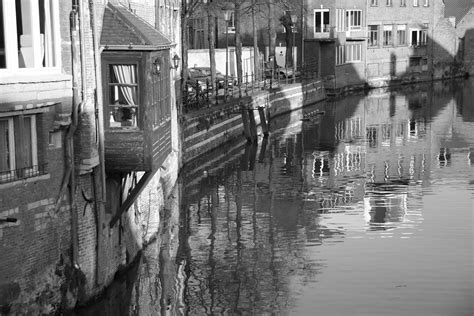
[89,0,107,204]
[68,4,81,268]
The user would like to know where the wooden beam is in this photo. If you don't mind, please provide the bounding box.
[109,171,153,228]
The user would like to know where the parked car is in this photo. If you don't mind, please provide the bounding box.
[186,68,211,92]
[190,67,235,89]
[264,62,300,79]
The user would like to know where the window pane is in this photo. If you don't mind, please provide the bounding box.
[23,116,33,166]
[323,11,329,31]
[109,64,139,128]
[315,12,321,32]
[0,119,11,172]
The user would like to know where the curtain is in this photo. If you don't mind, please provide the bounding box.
[112,65,137,105]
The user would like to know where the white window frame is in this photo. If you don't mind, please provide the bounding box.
[383,25,393,46]
[0,0,61,77]
[336,45,345,65]
[314,9,330,34]
[345,43,362,62]
[397,24,407,45]
[368,25,379,47]
[345,10,362,31]
[410,28,428,46]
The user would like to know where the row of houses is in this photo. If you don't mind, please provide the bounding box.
[188,0,473,90]
[304,0,473,91]
[0,0,181,313]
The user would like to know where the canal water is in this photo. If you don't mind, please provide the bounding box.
[75,78,473,315]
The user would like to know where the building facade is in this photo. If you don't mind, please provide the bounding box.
[303,0,463,91]
[303,0,368,91]
[0,0,181,313]
[454,6,474,75]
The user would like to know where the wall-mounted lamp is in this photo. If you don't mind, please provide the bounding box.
[172,54,180,70]
[153,58,161,75]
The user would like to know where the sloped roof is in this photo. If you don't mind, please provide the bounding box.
[100,3,173,50]
[444,0,473,24]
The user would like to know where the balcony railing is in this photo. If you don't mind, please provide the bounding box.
[0,163,48,184]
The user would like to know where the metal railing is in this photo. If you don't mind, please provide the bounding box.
[183,62,319,112]
[0,163,48,184]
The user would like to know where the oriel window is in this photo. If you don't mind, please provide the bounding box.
[108,64,139,128]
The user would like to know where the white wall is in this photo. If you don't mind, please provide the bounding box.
[188,47,258,80]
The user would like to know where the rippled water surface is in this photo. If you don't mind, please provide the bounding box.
[76,79,473,315]
[177,79,473,316]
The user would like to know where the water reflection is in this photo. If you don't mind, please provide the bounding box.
[177,78,473,315]
[74,79,474,315]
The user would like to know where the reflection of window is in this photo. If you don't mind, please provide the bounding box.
[108,64,139,128]
[0,115,42,184]
[0,0,59,70]
[345,10,362,30]
[366,127,377,148]
[410,28,427,46]
[397,25,406,45]
[369,25,379,47]
[314,9,330,33]
[383,25,393,46]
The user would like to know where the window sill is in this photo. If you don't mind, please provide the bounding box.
[0,71,71,85]
[0,173,50,190]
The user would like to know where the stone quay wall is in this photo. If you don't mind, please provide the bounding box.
[183,80,326,163]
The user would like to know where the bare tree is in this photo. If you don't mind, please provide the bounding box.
[234,0,243,88]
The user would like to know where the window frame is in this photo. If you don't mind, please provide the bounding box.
[386,0,393,6]
[103,56,143,130]
[371,0,379,6]
[313,9,330,34]
[0,114,41,184]
[0,0,61,76]
[423,0,429,6]
[368,25,380,47]
[345,43,362,62]
[397,24,407,46]
[400,0,406,6]
[345,10,362,31]
[413,0,419,6]
[410,28,428,46]
[383,25,393,47]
